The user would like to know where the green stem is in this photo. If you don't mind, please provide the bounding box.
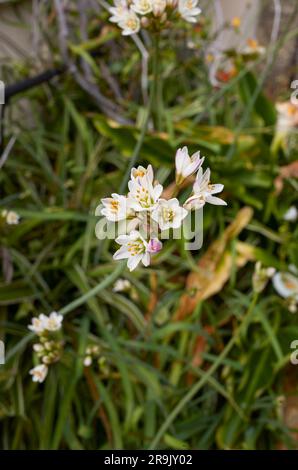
[149,293,259,450]
[119,34,162,193]
[60,261,126,316]
[152,35,162,131]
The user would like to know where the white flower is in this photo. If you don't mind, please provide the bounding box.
[101,193,133,222]
[130,164,154,183]
[175,146,204,185]
[2,210,20,225]
[272,272,298,300]
[184,168,226,210]
[152,0,167,16]
[113,278,132,292]
[45,312,63,332]
[289,299,297,314]
[119,9,141,35]
[109,0,129,23]
[283,206,298,222]
[113,230,150,271]
[28,314,48,335]
[178,0,201,23]
[33,343,44,353]
[28,312,63,334]
[242,38,265,56]
[276,101,298,134]
[131,0,153,15]
[128,173,163,212]
[152,198,188,230]
[29,364,48,383]
[84,356,93,367]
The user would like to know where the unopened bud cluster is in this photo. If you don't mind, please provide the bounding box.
[28,312,64,383]
[83,344,110,374]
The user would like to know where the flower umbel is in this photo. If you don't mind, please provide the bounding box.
[98,146,226,271]
[28,312,64,383]
[109,0,202,35]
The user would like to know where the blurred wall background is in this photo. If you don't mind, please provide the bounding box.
[0,0,297,98]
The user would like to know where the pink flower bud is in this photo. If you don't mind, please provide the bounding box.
[148,238,163,254]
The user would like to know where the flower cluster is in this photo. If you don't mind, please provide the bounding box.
[83,345,110,374]
[28,312,63,383]
[109,0,202,35]
[98,146,226,271]
[83,344,101,367]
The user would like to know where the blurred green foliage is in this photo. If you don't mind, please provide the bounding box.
[0,1,297,450]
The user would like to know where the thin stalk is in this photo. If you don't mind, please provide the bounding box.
[60,261,126,316]
[149,293,259,449]
[119,34,161,193]
[152,34,163,132]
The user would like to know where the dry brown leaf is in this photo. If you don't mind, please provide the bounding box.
[174,207,254,321]
[277,366,298,449]
[274,160,298,194]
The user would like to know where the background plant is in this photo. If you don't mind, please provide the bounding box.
[0,0,297,450]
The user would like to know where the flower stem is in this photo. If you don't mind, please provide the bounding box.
[149,292,259,449]
[152,34,163,132]
[119,33,162,193]
[60,261,126,316]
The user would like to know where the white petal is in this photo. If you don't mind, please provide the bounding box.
[184,195,205,210]
[273,272,298,299]
[167,198,179,208]
[142,252,151,267]
[153,183,163,201]
[175,147,189,174]
[113,246,129,260]
[127,254,142,271]
[210,184,224,194]
[129,230,142,240]
[115,234,130,245]
[147,165,154,182]
[205,195,227,206]
[151,208,159,224]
